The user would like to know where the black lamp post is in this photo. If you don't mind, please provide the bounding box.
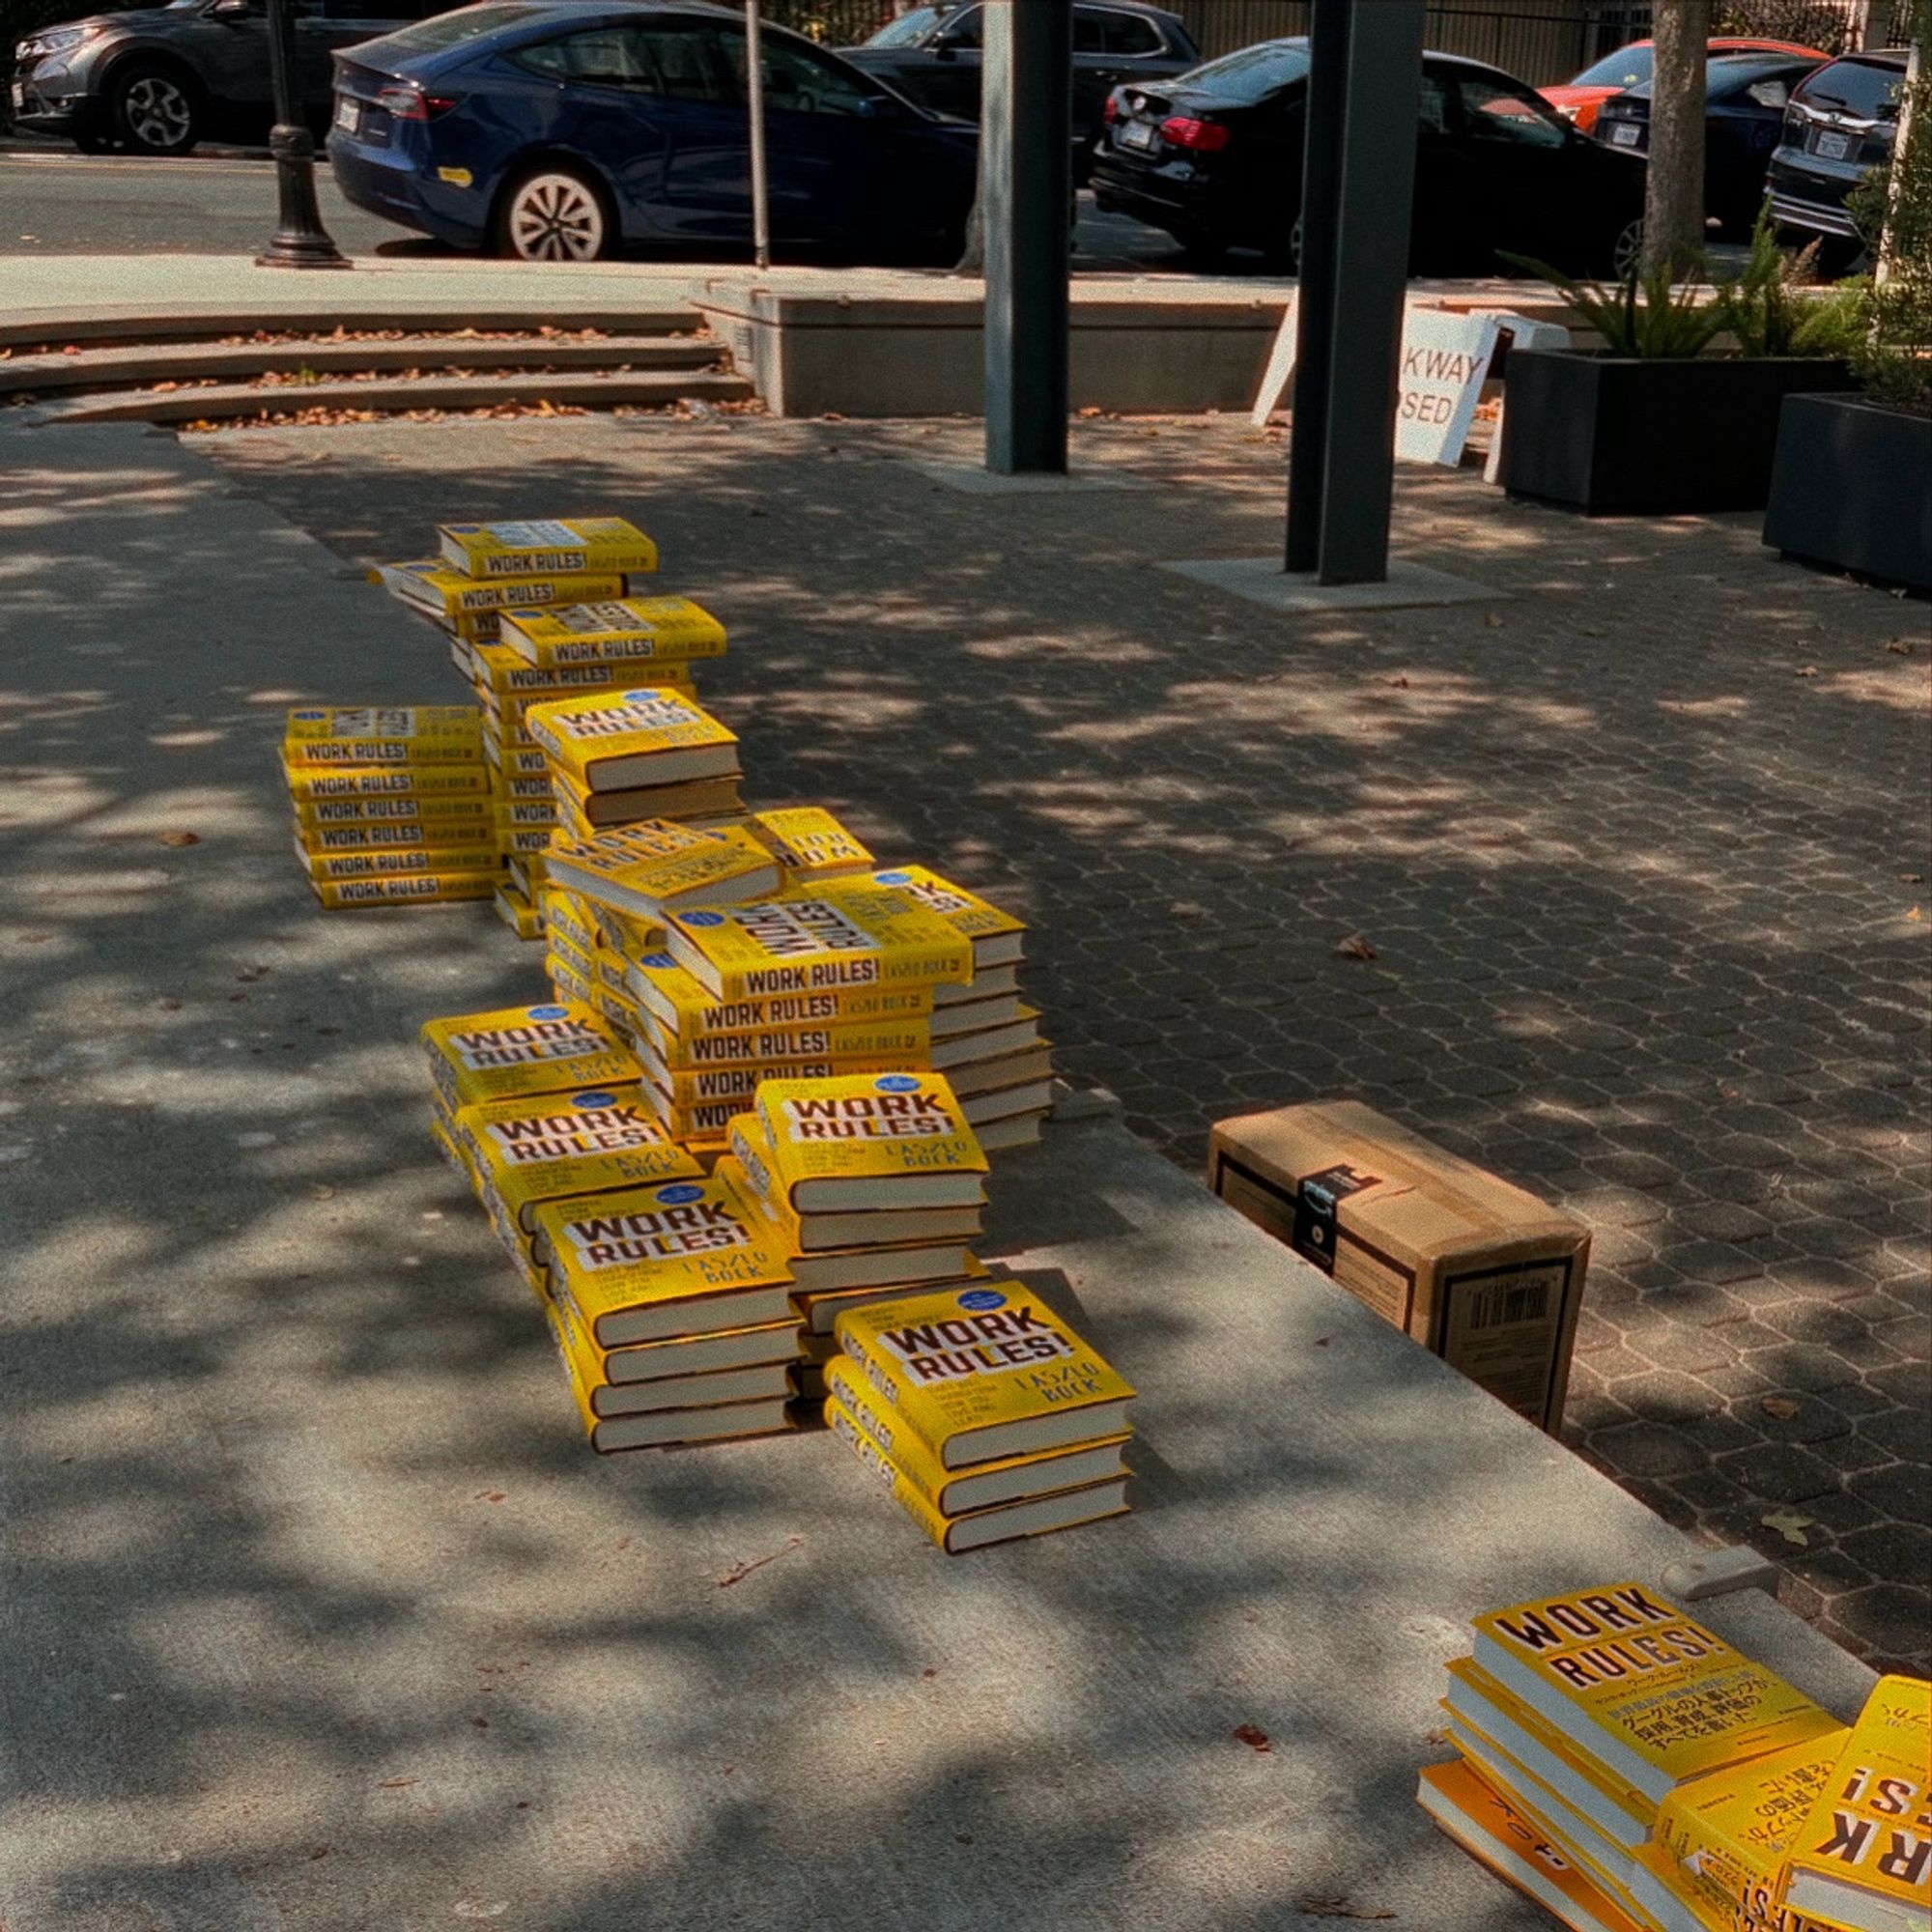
[256,0,349,269]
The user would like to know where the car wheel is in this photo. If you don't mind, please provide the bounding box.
[1610,213,1644,278]
[111,64,199,156]
[496,166,613,263]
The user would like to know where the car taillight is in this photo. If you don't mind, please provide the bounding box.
[375,85,456,121]
[1102,94,1118,124]
[1160,115,1229,153]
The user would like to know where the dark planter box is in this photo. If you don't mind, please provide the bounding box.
[1764,392,1932,593]
[1499,350,1859,514]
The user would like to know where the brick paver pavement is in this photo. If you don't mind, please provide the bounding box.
[204,413,1931,1674]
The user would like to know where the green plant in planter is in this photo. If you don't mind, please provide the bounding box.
[1710,211,1866,359]
[1852,0,1932,418]
[1498,252,1727,357]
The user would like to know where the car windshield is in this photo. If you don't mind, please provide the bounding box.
[368,2,545,56]
[1799,55,1904,118]
[866,5,950,47]
[1570,44,1654,89]
[1179,40,1310,104]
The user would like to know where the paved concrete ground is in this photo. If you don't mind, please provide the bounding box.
[192,412,1932,1678]
[4,420,1879,1929]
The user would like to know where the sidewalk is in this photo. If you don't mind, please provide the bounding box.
[0,419,1882,1928]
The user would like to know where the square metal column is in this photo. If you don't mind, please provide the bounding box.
[1285,0,1424,584]
[982,0,1072,475]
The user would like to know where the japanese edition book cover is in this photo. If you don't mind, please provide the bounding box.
[458,1083,701,1235]
[754,1070,986,1212]
[1778,1675,1932,1932]
[833,1278,1133,1469]
[867,865,1026,968]
[526,688,739,793]
[824,1393,1128,1552]
[824,1353,1129,1516]
[538,1169,795,1348]
[420,999,637,1114]
[499,595,726,668]
[283,705,484,768]
[666,880,972,1005]
[544,820,780,923]
[1416,1757,1645,1932]
[439,517,658,579]
[1470,1583,1841,1806]
[750,807,875,881]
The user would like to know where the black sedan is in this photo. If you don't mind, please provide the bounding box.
[1092,39,1646,275]
[1591,51,1827,238]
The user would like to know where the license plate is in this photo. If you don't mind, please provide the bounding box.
[1120,119,1158,152]
[1609,121,1641,147]
[1813,128,1851,160]
[333,95,359,134]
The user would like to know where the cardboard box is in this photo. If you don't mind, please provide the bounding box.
[1208,1100,1589,1434]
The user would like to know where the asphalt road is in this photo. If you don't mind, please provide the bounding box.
[0,138,1188,267]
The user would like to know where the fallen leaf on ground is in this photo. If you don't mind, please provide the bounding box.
[1796,666,1818,678]
[1233,1723,1272,1752]
[1295,1899,1394,1921]
[1762,1397,1801,1420]
[1386,675,1409,687]
[158,831,200,847]
[374,1777,416,1789]
[1886,639,1915,654]
[1763,1508,1814,1547]
[307,1183,334,1202]
[716,1534,804,1588]
[1335,933,1378,960]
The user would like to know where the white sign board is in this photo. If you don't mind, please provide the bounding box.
[1392,309,1500,465]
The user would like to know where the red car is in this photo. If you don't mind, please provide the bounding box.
[1542,35,1827,133]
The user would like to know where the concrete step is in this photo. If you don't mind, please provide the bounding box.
[1,333,725,397]
[33,366,755,425]
[0,305,704,353]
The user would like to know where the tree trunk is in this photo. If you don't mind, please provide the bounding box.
[1642,0,1710,279]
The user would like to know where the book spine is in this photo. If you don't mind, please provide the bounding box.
[825,1398,952,1550]
[828,1325,955,1471]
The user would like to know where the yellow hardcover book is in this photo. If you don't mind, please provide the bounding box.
[538,1169,795,1348]
[439,517,657,579]
[867,865,1027,969]
[282,758,490,802]
[755,1070,986,1211]
[526,687,739,793]
[494,882,543,940]
[469,639,638,698]
[543,820,779,923]
[300,841,498,881]
[294,793,495,832]
[420,998,636,1114]
[665,880,973,1005]
[1779,1676,1932,1932]
[647,1015,930,1071]
[313,871,495,909]
[833,1279,1133,1469]
[825,1394,1128,1551]
[498,594,726,668]
[1645,1732,1851,1931]
[824,1353,1129,1515]
[377,557,631,617]
[1417,1758,1646,1932]
[628,950,933,1033]
[547,952,597,1009]
[749,807,875,881]
[283,704,484,768]
[1471,1584,1842,1808]
[647,1056,914,1111]
[459,1083,700,1237]
[546,1300,794,1453]
[539,887,601,957]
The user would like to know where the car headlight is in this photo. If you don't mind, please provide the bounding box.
[17,23,93,59]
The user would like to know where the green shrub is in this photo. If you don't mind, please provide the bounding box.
[1856,0,1932,416]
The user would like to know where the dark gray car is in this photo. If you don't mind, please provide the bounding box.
[11,0,439,154]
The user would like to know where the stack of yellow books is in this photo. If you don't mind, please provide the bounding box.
[649,875,975,1150]
[864,864,1054,1152]
[825,1277,1134,1552]
[727,1069,994,1402]
[282,705,498,910]
[534,1163,801,1451]
[1419,1580,1864,1932]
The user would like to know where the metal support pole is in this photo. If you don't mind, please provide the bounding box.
[746,0,771,270]
[256,0,349,270]
[983,0,1071,475]
[1313,0,1423,584]
[1284,0,1351,572]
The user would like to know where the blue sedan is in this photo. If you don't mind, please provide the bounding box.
[328,0,979,261]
